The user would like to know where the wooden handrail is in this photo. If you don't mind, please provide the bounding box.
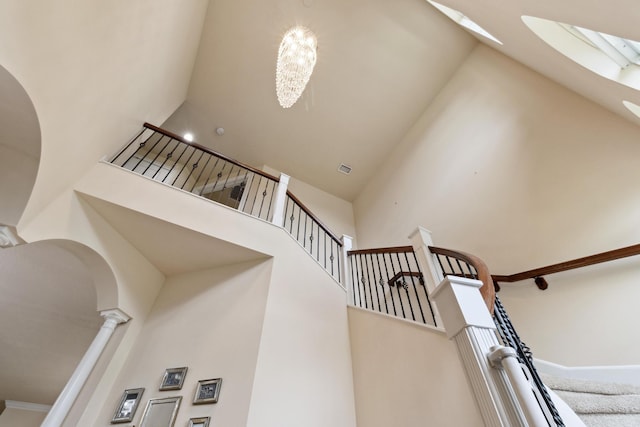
[285,190,342,246]
[143,123,280,182]
[347,245,414,256]
[492,243,640,288]
[429,246,495,313]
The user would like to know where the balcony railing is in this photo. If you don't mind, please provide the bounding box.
[110,123,342,283]
[347,246,437,326]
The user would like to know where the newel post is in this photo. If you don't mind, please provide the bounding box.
[340,235,353,294]
[432,277,543,427]
[271,173,290,226]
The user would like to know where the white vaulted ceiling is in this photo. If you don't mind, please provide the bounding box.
[163,0,640,202]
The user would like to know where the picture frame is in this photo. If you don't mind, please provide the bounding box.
[110,387,144,424]
[139,396,182,427]
[160,367,188,391]
[193,378,222,404]
[188,416,211,427]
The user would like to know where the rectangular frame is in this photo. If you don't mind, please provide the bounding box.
[160,366,188,391]
[193,378,223,404]
[139,396,182,427]
[188,416,211,427]
[111,387,144,424]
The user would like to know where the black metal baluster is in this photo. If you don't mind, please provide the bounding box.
[111,127,147,165]
[359,254,371,310]
[380,253,397,317]
[188,152,212,192]
[258,178,268,219]
[129,132,163,172]
[394,252,415,321]
[161,140,188,182]
[403,251,426,324]
[151,139,179,180]
[198,157,220,196]
[170,147,197,187]
[303,211,308,249]
[349,254,357,306]
[141,135,172,176]
[180,150,206,190]
[373,253,389,315]
[266,180,276,220]
[412,250,437,327]
[336,241,341,282]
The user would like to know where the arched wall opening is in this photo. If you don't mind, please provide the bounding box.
[0,63,41,228]
[0,239,118,408]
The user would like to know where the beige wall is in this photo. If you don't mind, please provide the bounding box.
[247,233,357,427]
[353,44,640,365]
[98,260,272,427]
[72,163,357,426]
[0,407,46,427]
[0,0,209,231]
[348,307,483,427]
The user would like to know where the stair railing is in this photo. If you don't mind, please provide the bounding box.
[425,244,563,426]
[347,246,437,326]
[492,243,640,291]
[282,191,342,282]
[110,123,342,283]
[428,245,495,313]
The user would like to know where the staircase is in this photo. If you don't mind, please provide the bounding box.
[543,374,640,426]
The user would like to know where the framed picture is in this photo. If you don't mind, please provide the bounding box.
[139,396,182,427]
[111,388,144,424]
[160,367,188,391]
[188,417,211,427]
[193,378,222,404]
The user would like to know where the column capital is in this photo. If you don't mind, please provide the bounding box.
[100,308,131,324]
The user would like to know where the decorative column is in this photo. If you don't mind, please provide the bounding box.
[271,173,290,226]
[432,276,531,427]
[42,309,130,427]
[340,235,353,294]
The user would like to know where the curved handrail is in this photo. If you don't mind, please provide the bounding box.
[285,190,342,246]
[492,243,640,290]
[428,246,495,313]
[142,123,280,182]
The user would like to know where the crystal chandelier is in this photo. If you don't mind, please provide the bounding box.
[276,26,318,108]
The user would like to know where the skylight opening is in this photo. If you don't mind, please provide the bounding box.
[426,1,502,45]
[522,16,640,92]
[623,100,640,119]
[567,25,640,68]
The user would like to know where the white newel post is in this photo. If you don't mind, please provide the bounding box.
[340,235,353,295]
[432,276,536,427]
[408,227,443,322]
[271,173,290,226]
[42,309,130,427]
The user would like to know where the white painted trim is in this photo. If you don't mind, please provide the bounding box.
[347,304,445,334]
[4,400,52,413]
[535,358,640,387]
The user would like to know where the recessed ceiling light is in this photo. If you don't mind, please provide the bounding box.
[338,163,352,175]
[426,1,502,45]
[183,132,194,142]
[215,127,225,136]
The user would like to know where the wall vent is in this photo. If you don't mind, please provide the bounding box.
[337,163,352,175]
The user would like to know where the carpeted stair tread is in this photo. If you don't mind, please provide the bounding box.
[554,390,640,414]
[579,413,640,427]
[541,373,640,426]
[541,373,640,396]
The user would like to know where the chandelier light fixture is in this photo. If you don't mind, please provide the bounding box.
[276,26,318,108]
